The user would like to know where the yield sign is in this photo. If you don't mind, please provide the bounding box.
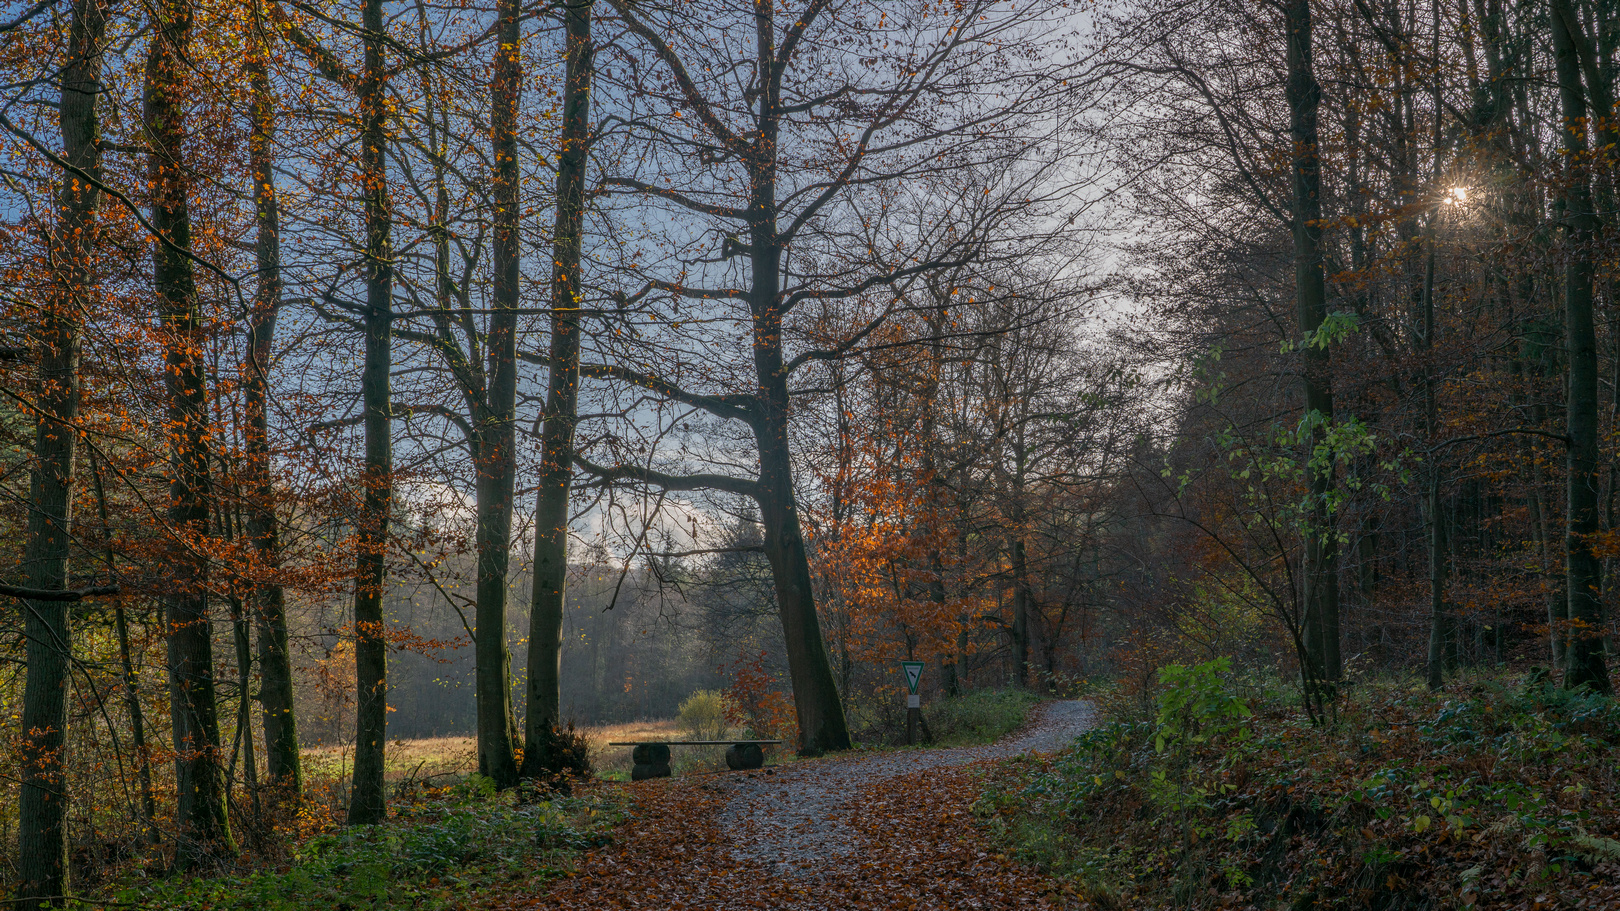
[900,660,924,695]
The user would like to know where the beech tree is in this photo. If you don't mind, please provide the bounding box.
[1283,0,1340,688]
[244,1,302,794]
[13,0,107,903]
[523,0,595,777]
[267,0,402,824]
[147,0,236,863]
[1550,0,1611,694]
[346,0,398,825]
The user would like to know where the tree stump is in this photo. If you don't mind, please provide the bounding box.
[725,743,764,770]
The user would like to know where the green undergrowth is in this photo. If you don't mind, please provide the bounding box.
[101,777,623,911]
[974,663,1620,910]
[925,688,1043,747]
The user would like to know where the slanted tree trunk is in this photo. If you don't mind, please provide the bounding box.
[1551,0,1613,694]
[523,0,593,776]
[147,0,235,864]
[1285,0,1340,687]
[15,1,105,903]
[474,0,523,791]
[244,17,301,795]
[746,2,850,755]
[348,0,395,825]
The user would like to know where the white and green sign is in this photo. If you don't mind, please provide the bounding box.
[900,660,924,695]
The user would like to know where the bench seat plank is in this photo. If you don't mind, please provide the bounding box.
[607,740,783,746]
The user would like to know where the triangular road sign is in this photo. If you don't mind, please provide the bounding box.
[901,660,924,695]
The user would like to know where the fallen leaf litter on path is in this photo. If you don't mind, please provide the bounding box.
[502,701,1096,910]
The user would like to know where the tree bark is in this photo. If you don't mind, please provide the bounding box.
[1285,0,1340,686]
[89,456,158,841]
[522,0,593,778]
[474,0,523,791]
[747,1,851,755]
[15,1,105,903]
[1010,536,1031,688]
[1551,0,1613,694]
[348,0,395,824]
[147,0,235,864]
[245,20,301,796]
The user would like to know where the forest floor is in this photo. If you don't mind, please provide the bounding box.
[976,670,1620,910]
[496,700,1097,910]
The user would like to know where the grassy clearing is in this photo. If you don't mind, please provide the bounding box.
[300,715,786,789]
[303,736,478,785]
[974,668,1620,909]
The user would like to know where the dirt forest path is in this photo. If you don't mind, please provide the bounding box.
[502,701,1097,911]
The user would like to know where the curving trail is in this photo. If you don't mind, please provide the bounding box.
[721,700,1097,876]
[504,701,1096,911]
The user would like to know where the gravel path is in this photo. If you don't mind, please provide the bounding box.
[716,700,1097,876]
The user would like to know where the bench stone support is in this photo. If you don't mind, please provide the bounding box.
[725,743,764,770]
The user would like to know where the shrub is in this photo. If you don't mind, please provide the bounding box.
[524,722,592,794]
[678,689,736,741]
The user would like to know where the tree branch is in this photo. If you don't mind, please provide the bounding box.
[0,583,119,602]
[574,452,761,500]
[570,362,758,425]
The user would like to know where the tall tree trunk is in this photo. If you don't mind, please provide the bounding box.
[348,0,395,825]
[1530,451,1568,666]
[15,1,105,903]
[244,21,301,796]
[1424,461,1449,689]
[1010,537,1031,688]
[522,0,593,777]
[920,308,957,697]
[754,411,851,754]
[228,588,262,822]
[1285,0,1340,687]
[148,0,235,865]
[89,456,158,840]
[475,0,522,791]
[748,1,850,755]
[1551,0,1613,694]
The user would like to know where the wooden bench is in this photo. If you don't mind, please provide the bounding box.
[608,740,783,780]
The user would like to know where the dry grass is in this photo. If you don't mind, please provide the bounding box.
[298,719,770,786]
[579,718,730,779]
[303,735,478,787]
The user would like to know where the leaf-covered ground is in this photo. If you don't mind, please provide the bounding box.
[499,768,1069,911]
[501,702,1095,910]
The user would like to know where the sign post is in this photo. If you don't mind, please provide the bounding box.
[900,660,924,745]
